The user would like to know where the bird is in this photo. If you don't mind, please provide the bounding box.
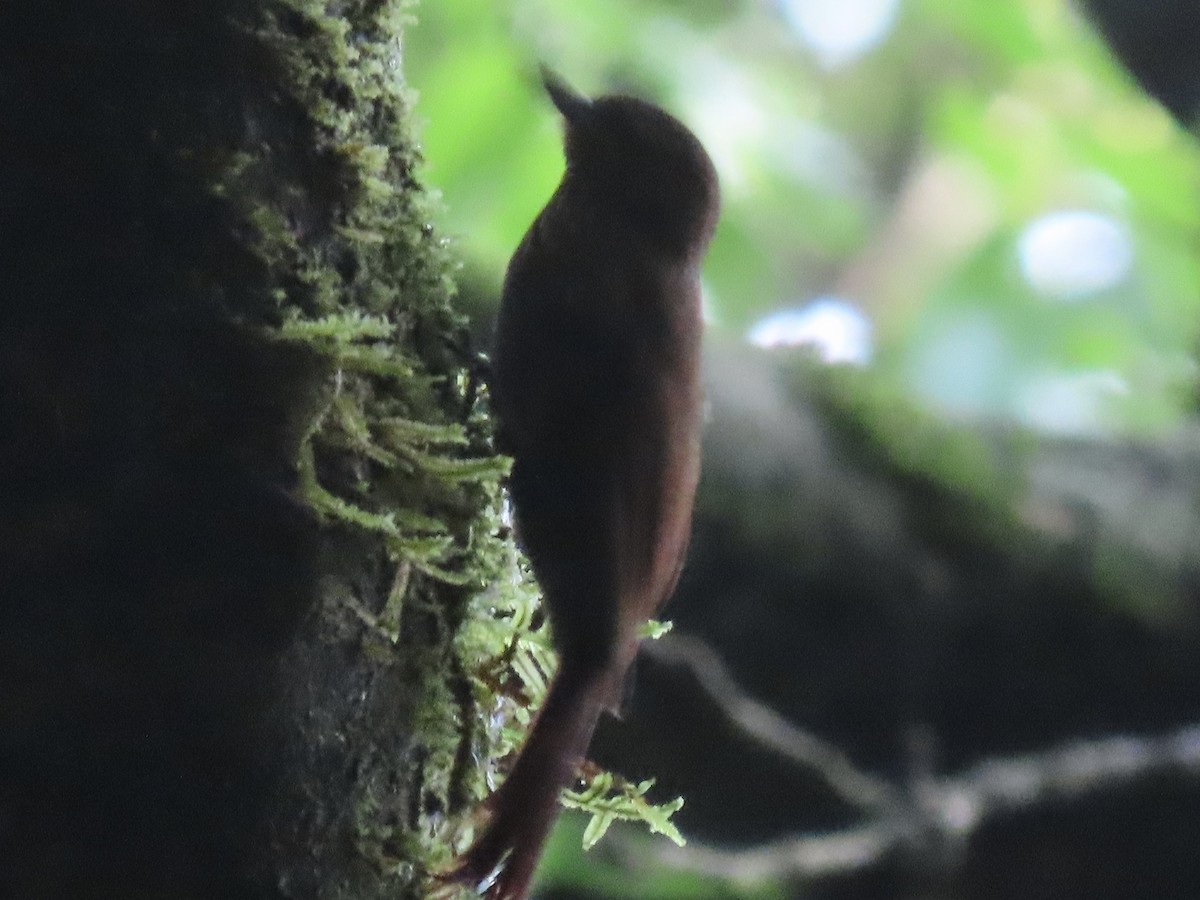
[448,68,720,900]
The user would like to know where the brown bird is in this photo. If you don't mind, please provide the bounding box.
[449,69,720,900]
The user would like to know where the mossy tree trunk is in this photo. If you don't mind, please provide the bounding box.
[1,3,505,898]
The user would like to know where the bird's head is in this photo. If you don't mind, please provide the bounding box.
[542,68,720,259]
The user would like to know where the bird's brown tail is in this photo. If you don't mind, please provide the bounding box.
[445,660,614,899]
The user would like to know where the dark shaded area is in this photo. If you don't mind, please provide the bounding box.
[1081,0,1200,124]
[0,4,415,898]
[963,776,1200,900]
[0,331,321,896]
[0,296,324,896]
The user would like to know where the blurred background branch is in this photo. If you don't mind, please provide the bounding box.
[652,719,1200,883]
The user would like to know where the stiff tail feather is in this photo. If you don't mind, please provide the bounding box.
[445,660,614,899]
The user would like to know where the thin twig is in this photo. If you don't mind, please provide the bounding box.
[645,634,902,813]
[641,638,1200,884]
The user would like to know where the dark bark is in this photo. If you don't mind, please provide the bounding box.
[0,4,500,898]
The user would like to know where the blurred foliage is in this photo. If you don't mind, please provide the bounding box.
[404,0,1200,894]
[406,0,1200,435]
[538,812,788,900]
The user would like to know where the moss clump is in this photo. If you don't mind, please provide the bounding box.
[232,2,521,897]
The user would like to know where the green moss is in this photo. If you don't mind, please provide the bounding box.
[196,0,523,894]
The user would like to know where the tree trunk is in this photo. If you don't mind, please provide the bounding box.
[0,3,506,898]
